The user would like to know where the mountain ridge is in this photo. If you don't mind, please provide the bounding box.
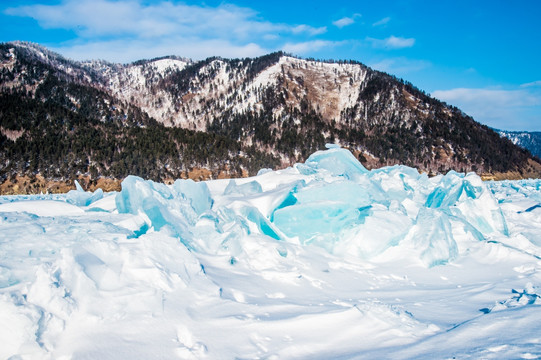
[1,41,540,194]
[497,129,541,159]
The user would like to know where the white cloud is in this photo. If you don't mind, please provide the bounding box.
[521,80,541,88]
[368,35,415,49]
[291,24,327,36]
[385,36,415,48]
[333,17,354,28]
[6,0,281,39]
[332,14,361,28]
[282,40,343,55]
[263,34,279,41]
[432,87,541,131]
[53,39,269,63]
[5,0,328,62]
[369,57,430,75]
[372,17,390,27]
[433,88,540,107]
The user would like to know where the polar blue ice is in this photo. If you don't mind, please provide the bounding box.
[1,146,540,359]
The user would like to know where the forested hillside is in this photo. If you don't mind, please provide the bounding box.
[1,41,539,193]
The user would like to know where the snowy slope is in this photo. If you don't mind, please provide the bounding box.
[1,146,541,359]
[91,55,371,130]
[81,57,191,126]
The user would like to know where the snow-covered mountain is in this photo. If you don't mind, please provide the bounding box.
[498,129,541,158]
[90,54,371,130]
[82,56,192,125]
[1,41,540,193]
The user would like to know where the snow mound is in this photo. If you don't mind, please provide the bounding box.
[0,200,84,216]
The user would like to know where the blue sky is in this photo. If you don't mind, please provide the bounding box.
[1,0,540,131]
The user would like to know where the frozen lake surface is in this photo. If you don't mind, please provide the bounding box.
[1,146,540,359]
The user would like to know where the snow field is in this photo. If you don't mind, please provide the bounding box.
[0,145,540,359]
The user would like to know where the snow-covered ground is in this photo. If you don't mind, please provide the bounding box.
[1,146,540,359]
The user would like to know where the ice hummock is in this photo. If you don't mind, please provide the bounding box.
[66,180,104,206]
[297,144,369,179]
[173,178,213,215]
[224,179,263,196]
[116,176,195,246]
[107,146,513,267]
[269,147,508,265]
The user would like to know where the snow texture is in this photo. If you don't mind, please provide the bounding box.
[1,146,541,359]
